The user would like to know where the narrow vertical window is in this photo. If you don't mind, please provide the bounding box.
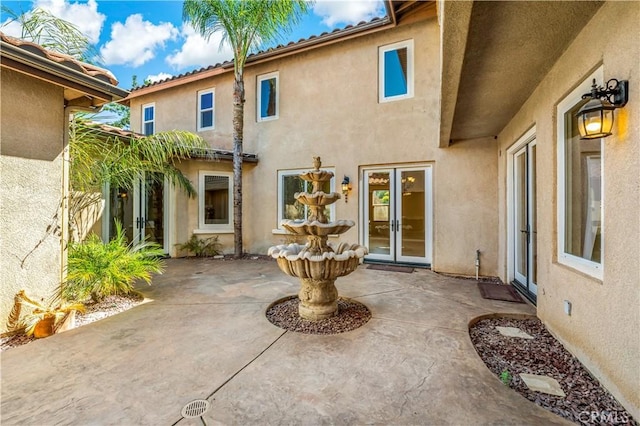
[198,171,233,231]
[257,72,279,121]
[198,89,215,131]
[557,68,604,278]
[142,103,155,135]
[379,40,414,102]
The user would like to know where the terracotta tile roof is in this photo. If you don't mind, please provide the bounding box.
[132,17,388,91]
[0,31,119,86]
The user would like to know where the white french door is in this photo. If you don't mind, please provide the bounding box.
[362,166,432,265]
[105,173,168,253]
[512,141,537,298]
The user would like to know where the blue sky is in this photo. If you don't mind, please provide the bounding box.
[1,0,386,89]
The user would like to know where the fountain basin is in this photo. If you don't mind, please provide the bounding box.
[295,191,341,206]
[268,242,367,280]
[281,219,355,236]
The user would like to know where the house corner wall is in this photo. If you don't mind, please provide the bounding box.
[496,2,640,416]
[0,68,66,334]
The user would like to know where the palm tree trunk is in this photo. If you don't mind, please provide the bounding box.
[232,75,244,258]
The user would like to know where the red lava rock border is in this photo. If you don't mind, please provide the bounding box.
[266,295,371,335]
[469,314,637,425]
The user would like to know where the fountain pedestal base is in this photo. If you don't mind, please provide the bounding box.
[298,278,338,320]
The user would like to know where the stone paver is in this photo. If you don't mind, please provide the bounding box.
[496,326,535,339]
[0,259,570,425]
[520,373,567,397]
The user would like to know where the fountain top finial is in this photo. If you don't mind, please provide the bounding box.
[313,156,321,171]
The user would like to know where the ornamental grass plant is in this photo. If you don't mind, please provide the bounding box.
[64,221,165,303]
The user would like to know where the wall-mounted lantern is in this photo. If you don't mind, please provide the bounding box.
[341,176,352,203]
[577,78,629,139]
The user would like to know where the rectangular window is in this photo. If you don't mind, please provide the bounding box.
[142,103,155,135]
[277,169,335,229]
[198,171,233,231]
[557,68,604,279]
[257,72,279,121]
[379,40,414,102]
[198,89,215,131]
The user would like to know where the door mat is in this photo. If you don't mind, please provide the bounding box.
[367,264,414,273]
[478,283,525,303]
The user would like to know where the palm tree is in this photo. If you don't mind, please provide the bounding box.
[183,0,311,258]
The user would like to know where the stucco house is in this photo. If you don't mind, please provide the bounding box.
[0,33,128,334]
[121,0,638,416]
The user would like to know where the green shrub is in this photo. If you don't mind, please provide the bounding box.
[63,221,165,302]
[177,234,222,257]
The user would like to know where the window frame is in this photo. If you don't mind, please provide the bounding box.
[276,168,335,230]
[257,71,279,122]
[379,39,414,103]
[197,88,215,131]
[142,102,155,135]
[556,67,604,279]
[197,171,233,232]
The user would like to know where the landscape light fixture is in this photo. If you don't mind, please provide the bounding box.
[341,176,352,202]
[577,78,629,139]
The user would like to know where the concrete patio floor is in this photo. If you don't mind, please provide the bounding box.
[1,259,570,425]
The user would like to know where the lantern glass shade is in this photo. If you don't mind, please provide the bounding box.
[577,98,615,139]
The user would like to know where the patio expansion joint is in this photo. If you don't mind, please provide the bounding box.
[349,288,407,299]
[171,329,288,426]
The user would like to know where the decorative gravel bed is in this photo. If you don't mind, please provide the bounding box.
[1,294,144,352]
[266,296,371,334]
[470,316,636,425]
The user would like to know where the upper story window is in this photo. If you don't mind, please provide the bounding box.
[379,40,414,103]
[142,103,155,135]
[198,89,215,131]
[257,72,279,121]
[556,67,604,279]
[276,169,335,229]
[198,171,233,232]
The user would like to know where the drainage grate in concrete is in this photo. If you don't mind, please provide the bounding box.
[181,399,210,418]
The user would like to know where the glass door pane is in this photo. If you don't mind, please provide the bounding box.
[397,169,426,260]
[514,147,528,284]
[144,173,164,247]
[529,143,537,293]
[364,170,394,261]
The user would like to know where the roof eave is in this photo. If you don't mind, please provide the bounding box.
[0,41,129,105]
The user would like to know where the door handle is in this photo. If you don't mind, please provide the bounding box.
[390,221,395,232]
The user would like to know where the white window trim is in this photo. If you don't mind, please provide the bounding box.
[257,71,279,122]
[197,171,233,232]
[556,67,604,280]
[275,168,335,231]
[379,39,414,103]
[142,102,155,135]
[197,88,215,131]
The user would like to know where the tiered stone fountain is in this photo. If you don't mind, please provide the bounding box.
[268,157,367,320]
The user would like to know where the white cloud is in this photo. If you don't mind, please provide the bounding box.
[146,72,174,83]
[1,0,105,44]
[313,0,385,28]
[166,24,233,70]
[100,14,178,67]
[34,0,105,44]
[0,18,24,38]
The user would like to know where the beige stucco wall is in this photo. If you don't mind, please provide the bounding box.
[0,68,65,334]
[496,2,639,416]
[130,17,499,275]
